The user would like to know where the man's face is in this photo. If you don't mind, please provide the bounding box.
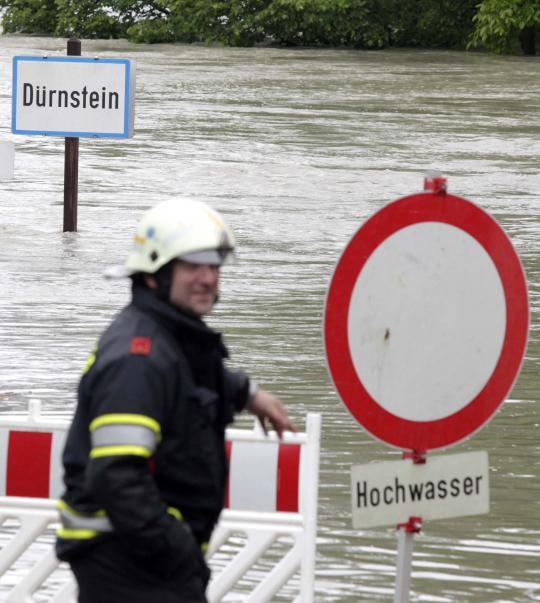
[169,260,220,316]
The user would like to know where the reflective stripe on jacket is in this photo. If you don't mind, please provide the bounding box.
[89,413,161,459]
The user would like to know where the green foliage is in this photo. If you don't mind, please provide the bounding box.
[127,17,174,43]
[165,0,477,48]
[0,0,58,34]
[167,0,268,46]
[0,0,171,40]
[255,0,385,48]
[54,0,124,38]
[380,0,477,48]
[1,0,534,54]
[470,0,540,54]
[54,0,171,39]
[167,0,387,47]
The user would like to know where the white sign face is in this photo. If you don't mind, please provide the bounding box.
[12,57,136,138]
[348,222,506,422]
[351,451,489,528]
[324,192,529,451]
[0,141,15,180]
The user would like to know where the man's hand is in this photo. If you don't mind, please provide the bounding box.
[246,389,297,438]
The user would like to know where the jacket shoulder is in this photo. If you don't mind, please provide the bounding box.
[92,305,180,375]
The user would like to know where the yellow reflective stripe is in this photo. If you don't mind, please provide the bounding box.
[57,527,98,539]
[167,506,183,520]
[201,542,209,553]
[56,499,71,512]
[89,414,161,435]
[56,499,107,517]
[90,445,152,458]
[82,347,97,375]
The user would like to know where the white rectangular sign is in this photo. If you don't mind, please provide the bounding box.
[351,450,489,528]
[12,56,135,138]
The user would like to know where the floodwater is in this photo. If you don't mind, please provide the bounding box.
[1,36,539,602]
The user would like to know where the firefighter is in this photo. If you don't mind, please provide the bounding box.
[56,199,296,602]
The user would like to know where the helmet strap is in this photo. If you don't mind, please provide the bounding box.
[153,262,173,301]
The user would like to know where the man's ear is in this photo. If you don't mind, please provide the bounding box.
[144,274,158,289]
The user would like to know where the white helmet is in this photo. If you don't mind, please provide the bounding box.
[107,199,235,278]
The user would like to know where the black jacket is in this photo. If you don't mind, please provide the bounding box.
[56,284,250,577]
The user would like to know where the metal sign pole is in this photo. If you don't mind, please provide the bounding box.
[63,37,81,232]
[394,516,422,603]
[394,450,425,603]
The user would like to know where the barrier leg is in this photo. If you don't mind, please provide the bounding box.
[394,517,421,603]
[6,548,60,603]
[299,413,321,603]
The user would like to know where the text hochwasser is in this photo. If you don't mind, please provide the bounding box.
[356,473,484,509]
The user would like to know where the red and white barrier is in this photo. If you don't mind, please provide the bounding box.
[0,401,321,602]
[0,427,66,499]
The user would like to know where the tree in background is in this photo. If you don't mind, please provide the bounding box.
[249,0,386,49]
[53,0,171,40]
[165,0,268,46]
[470,0,540,55]
[165,0,474,48]
[0,0,537,54]
[0,0,171,41]
[164,0,381,48]
[0,0,58,35]
[54,0,125,39]
[380,0,477,48]
[116,0,174,43]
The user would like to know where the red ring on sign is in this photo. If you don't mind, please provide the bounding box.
[324,193,528,451]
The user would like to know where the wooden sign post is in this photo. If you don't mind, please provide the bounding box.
[64,37,81,232]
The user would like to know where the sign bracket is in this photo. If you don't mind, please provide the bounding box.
[423,172,447,194]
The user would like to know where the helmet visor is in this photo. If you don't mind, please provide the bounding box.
[178,248,233,266]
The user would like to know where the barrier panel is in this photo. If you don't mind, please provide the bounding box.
[0,401,321,602]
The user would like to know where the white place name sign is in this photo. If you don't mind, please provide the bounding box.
[12,56,135,138]
[351,450,489,528]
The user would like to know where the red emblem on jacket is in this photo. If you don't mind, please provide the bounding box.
[129,337,152,356]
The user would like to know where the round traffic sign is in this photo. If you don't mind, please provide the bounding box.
[324,191,528,451]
